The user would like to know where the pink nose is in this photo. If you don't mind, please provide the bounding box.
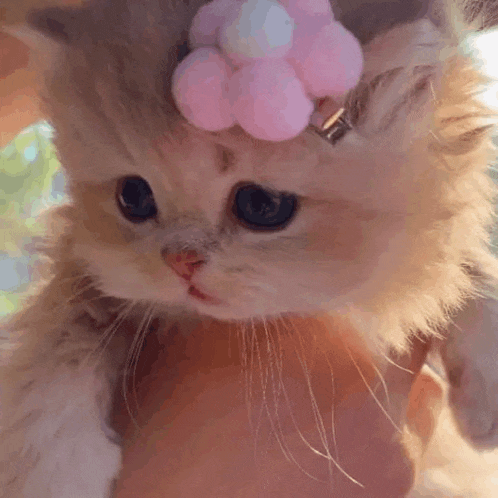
[164,250,205,282]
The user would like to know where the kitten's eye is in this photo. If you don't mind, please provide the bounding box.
[232,184,298,232]
[117,176,158,223]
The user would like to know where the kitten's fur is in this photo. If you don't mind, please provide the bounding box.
[1,0,498,496]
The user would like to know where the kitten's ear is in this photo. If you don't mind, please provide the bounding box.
[25,6,88,43]
[3,5,89,51]
[1,0,89,46]
[333,0,440,44]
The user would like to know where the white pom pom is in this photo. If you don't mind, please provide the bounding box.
[219,0,293,60]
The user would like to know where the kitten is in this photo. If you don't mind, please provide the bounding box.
[1,0,498,496]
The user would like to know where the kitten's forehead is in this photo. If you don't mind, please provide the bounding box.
[147,125,324,195]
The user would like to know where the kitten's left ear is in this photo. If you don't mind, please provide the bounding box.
[25,6,90,43]
[2,3,90,51]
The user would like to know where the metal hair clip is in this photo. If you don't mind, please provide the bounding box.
[314,107,352,145]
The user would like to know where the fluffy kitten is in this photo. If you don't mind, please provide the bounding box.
[1,0,498,496]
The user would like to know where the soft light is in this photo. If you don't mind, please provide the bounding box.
[464,29,498,109]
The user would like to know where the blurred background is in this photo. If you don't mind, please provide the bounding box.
[0,122,65,317]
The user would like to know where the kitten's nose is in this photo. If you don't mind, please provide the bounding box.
[163,250,205,282]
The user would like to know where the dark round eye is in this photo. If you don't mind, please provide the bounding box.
[232,184,298,232]
[116,176,158,223]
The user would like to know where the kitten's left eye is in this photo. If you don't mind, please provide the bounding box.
[232,184,298,232]
[117,176,158,223]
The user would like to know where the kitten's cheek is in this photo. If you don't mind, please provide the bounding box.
[307,216,364,262]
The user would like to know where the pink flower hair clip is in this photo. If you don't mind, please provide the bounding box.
[172,0,363,142]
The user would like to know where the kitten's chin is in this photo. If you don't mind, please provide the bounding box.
[184,294,323,322]
[187,302,274,321]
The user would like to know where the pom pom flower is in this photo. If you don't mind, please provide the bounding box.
[172,0,363,141]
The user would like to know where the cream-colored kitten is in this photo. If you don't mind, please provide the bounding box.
[1,0,498,496]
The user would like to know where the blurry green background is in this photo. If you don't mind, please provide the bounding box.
[0,122,65,316]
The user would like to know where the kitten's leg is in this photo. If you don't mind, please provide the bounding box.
[0,280,126,498]
[440,296,498,449]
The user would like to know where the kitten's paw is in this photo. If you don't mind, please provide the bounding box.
[0,366,123,498]
[442,297,498,450]
[447,364,498,449]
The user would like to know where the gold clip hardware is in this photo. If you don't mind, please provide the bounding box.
[314,107,352,145]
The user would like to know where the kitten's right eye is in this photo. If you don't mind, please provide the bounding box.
[232,184,298,232]
[116,176,158,223]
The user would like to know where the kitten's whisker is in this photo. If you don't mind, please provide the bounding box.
[83,301,134,366]
[271,320,334,483]
[342,341,402,434]
[276,317,363,488]
[379,351,415,375]
[250,318,277,460]
[122,304,155,432]
[237,322,255,432]
[261,318,290,457]
[237,322,248,369]
[257,330,315,478]
[262,318,284,400]
[130,305,156,421]
[45,274,97,309]
[371,362,391,409]
[323,354,340,463]
[290,321,337,462]
[254,318,300,469]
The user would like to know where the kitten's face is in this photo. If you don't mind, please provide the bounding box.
[70,126,409,320]
[26,2,484,328]
[49,17,442,322]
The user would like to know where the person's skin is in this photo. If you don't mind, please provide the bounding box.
[114,317,431,498]
[0,32,43,147]
[0,1,86,147]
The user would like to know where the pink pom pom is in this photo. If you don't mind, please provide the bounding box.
[172,48,235,131]
[291,22,363,97]
[189,0,240,48]
[229,60,314,141]
[172,0,364,141]
[280,0,332,17]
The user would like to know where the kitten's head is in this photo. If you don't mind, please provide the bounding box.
[15,0,498,351]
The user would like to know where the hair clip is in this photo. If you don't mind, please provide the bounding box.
[315,107,352,145]
[172,0,363,142]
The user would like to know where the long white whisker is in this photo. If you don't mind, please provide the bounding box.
[83,300,134,367]
[278,316,364,488]
[130,305,156,421]
[343,341,402,434]
[371,362,391,409]
[257,318,313,475]
[379,351,415,375]
[122,304,155,432]
[323,354,339,463]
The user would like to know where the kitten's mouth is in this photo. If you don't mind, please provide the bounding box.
[187,285,222,305]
